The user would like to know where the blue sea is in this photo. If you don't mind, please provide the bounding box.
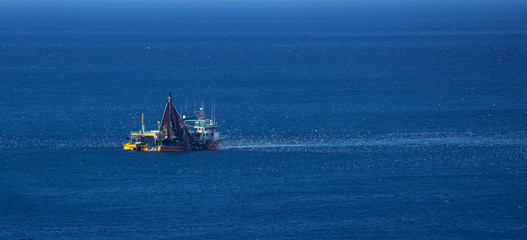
[1,0,526,239]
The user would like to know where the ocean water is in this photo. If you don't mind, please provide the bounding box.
[1,1,527,239]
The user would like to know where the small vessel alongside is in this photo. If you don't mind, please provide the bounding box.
[123,92,223,151]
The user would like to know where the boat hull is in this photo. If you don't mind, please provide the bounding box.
[208,139,222,150]
[123,143,216,151]
[156,145,185,151]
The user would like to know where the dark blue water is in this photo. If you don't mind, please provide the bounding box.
[1,1,527,239]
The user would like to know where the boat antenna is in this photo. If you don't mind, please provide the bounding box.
[194,101,196,114]
[214,102,216,124]
[212,101,215,124]
[185,98,188,113]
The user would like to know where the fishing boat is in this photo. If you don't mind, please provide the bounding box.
[123,92,223,151]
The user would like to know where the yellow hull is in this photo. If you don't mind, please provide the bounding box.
[123,143,147,151]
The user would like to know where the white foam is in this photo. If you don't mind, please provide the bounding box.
[221,136,527,151]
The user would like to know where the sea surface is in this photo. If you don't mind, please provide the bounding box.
[1,0,526,239]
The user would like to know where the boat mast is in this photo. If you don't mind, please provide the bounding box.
[141,113,145,133]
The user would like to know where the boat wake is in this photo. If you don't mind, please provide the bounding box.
[221,135,527,151]
[0,132,525,151]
